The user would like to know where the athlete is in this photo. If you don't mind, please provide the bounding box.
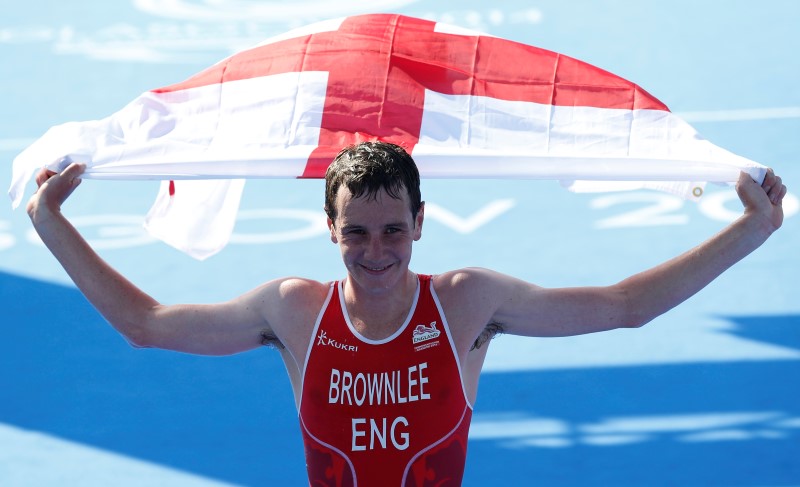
[27,141,786,486]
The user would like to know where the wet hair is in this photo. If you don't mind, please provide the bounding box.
[324,141,422,223]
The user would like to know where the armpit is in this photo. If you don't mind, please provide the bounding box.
[260,330,285,350]
[471,322,504,351]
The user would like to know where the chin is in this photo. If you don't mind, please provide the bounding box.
[351,264,406,290]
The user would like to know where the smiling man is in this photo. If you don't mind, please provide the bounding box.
[27,141,786,486]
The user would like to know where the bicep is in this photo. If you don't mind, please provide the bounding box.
[136,279,297,355]
[138,277,329,356]
[488,274,633,337]
[141,296,270,355]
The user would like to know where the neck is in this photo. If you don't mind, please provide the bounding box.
[342,271,418,339]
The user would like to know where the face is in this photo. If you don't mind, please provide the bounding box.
[328,186,424,295]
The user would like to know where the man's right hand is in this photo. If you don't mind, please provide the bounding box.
[27,162,86,224]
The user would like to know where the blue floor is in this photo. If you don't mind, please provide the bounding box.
[2,1,799,485]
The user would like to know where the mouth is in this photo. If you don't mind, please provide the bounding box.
[360,263,393,274]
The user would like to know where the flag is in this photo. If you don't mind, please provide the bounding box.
[9,14,767,259]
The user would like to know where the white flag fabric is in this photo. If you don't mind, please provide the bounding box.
[9,14,767,259]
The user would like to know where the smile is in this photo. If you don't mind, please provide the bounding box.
[362,264,392,272]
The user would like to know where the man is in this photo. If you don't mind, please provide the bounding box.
[27,141,786,486]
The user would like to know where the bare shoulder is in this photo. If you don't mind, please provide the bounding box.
[248,277,332,349]
[432,267,545,330]
[433,267,517,302]
[255,276,332,321]
[432,268,509,322]
[269,276,332,303]
[433,267,489,288]
[431,268,516,353]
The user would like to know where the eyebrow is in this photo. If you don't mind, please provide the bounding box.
[340,221,409,231]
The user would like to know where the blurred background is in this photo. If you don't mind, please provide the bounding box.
[1,1,798,485]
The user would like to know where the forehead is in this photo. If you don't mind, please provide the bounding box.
[334,186,413,223]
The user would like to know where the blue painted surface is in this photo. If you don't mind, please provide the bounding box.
[1,1,798,485]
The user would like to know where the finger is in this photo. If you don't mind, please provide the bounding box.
[61,162,87,178]
[35,168,58,187]
[736,170,754,187]
[770,180,787,205]
[778,185,787,204]
[59,164,86,195]
[736,171,760,195]
[50,163,86,190]
[767,175,782,194]
[736,170,777,211]
[762,170,783,203]
[760,168,776,193]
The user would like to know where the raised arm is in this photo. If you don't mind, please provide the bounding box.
[598,170,786,329]
[26,163,322,356]
[439,170,787,340]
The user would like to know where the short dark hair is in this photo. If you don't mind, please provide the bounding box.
[324,141,422,222]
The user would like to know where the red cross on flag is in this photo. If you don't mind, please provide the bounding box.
[9,14,767,259]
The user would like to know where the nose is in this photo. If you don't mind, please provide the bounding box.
[364,235,385,261]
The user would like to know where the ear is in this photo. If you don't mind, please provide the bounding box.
[327,217,338,244]
[413,202,425,241]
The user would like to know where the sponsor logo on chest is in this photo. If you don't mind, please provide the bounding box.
[412,321,441,344]
[316,330,358,353]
